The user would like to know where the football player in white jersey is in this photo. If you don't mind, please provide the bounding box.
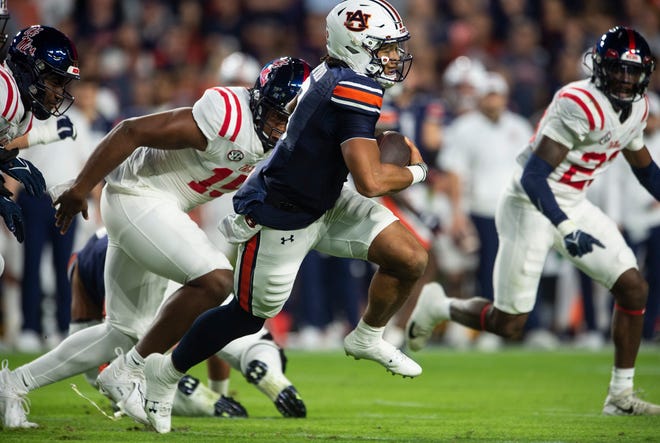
[0,21,79,273]
[406,26,660,415]
[0,57,311,428]
[0,225,306,428]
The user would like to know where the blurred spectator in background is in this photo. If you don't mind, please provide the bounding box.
[499,17,550,118]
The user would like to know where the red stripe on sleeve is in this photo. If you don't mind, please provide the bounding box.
[226,89,242,142]
[574,87,604,130]
[559,91,595,131]
[0,69,16,119]
[213,88,241,141]
[24,115,33,134]
[642,95,649,122]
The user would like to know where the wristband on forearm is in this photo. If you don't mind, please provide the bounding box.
[26,119,60,146]
[406,162,428,185]
[557,219,578,237]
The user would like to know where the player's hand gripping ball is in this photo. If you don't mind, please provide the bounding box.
[376,131,411,166]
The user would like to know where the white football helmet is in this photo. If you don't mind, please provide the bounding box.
[326,0,412,88]
[218,52,262,86]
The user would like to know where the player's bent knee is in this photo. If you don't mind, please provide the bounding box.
[612,269,648,308]
[193,269,234,302]
[405,246,428,280]
[371,237,428,281]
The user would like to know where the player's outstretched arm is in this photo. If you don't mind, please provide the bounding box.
[54,108,207,234]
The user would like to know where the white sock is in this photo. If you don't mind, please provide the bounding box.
[609,367,634,395]
[160,354,185,384]
[209,378,229,396]
[351,319,385,345]
[125,347,145,370]
[421,282,451,320]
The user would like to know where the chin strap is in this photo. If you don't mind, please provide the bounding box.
[618,104,632,123]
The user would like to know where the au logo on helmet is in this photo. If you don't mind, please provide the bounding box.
[344,10,371,31]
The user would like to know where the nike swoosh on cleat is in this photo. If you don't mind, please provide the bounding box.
[407,321,420,339]
[615,405,635,414]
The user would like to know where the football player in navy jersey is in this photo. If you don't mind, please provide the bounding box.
[407,27,660,415]
[141,0,429,433]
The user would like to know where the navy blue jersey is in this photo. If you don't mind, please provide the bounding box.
[233,63,383,229]
[73,231,108,308]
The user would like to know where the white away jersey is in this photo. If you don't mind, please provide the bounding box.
[106,87,266,211]
[514,79,648,205]
[0,62,32,147]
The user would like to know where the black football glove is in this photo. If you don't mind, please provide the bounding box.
[0,146,18,163]
[56,115,76,140]
[0,155,47,196]
[563,229,605,257]
[0,195,24,242]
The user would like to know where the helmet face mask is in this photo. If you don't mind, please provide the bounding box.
[254,101,289,150]
[591,26,656,109]
[249,57,311,151]
[6,25,80,120]
[28,74,76,119]
[326,0,412,88]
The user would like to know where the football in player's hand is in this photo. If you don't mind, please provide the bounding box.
[376,131,411,166]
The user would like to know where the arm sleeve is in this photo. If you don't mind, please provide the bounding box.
[631,159,660,201]
[520,152,568,226]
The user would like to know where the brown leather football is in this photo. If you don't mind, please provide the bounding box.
[376,131,411,166]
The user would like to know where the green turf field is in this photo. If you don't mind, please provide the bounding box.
[1,345,659,442]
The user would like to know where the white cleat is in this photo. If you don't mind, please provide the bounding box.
[96,349,148,425]
[143,353,178,433]
[343,330,422,378]
[0,361,38,429]
[405,282,449,352]
[603,388,660,416]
